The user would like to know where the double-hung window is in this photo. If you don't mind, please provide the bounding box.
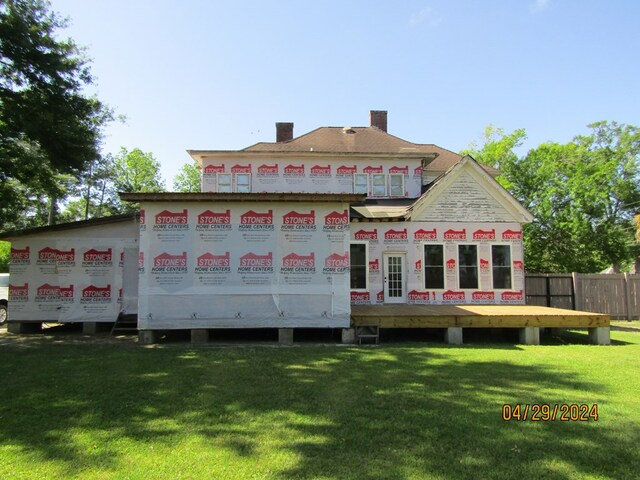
[389,174,404,197]
[458,244,478,289]
[424,244,444,289]
[492,245,512,289]
[371,174,387,196]
[353,174,369,195]
[350,242,368,290]
[216,173,251,193]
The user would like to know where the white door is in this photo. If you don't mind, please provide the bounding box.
[384,253,406,303]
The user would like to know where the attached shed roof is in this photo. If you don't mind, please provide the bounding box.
[0,213,138,240]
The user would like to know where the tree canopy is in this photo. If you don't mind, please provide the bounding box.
[173,163,201,192]
[464,122,640,273]
[0,0,111,229]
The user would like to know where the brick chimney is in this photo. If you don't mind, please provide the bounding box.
[370,110,387,132]
[276,122,294,143]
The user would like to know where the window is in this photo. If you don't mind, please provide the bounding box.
[217,173,232,193]
[354,174,368,194]
[216,173,251,193]
[492,245,512,289]
[389,174,404,197]
[424,244,444,289]
[458,245,478,289]
[236,173,251,193]
[372,174,387,196]
[350,242,368,290]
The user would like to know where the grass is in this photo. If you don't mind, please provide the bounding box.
[0,329,639,479]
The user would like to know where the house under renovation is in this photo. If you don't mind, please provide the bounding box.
[1,111,610,344]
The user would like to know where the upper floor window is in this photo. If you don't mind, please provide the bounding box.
[353,173,405,197]
[214,173,252,193]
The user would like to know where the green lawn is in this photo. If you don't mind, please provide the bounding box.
[0,329,639,479]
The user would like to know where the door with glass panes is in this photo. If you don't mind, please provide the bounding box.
[383,253,406,303]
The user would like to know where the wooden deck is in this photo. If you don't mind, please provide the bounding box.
[351,304,610,328]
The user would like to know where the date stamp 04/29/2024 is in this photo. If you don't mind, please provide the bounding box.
[502,404,599,422]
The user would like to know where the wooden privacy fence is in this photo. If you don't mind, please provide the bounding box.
[525,273,640,320]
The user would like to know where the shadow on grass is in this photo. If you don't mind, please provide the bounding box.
[0,344,638,479]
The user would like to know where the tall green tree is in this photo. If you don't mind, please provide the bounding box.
[173,163,201,192]
[112,147,165,212]
[0,0,111,229]
[465,122,640,273]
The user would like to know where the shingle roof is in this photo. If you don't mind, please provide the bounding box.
[243,126,500,175]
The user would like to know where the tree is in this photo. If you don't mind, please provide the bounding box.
[0,0,112,229]
[465,122,640,273]
[173,163,201,192]
[112,147,165,212]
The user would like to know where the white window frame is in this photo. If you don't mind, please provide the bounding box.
[388,174,405,197]
[422,242,446,290]
[216,173,251,193]
[235,173,252,193]
[350,241,369,291]
[458,243,479,290]
[490,243,513,290]
[353,174,369,195]
[371,174,387,196]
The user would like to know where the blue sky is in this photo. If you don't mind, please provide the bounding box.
[51,0,640,184]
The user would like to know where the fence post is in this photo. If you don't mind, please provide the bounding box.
[572,272,580,311]
[624,272,632,321]
[546,275,551,307]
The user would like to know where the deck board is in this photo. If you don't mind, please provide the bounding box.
[351,304,609,328]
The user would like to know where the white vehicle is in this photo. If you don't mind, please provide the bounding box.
[0,273,8,325]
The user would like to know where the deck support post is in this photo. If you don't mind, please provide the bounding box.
[82,322,98,334]
[341,328,356,344]
[191,329,209,344]
[445,327,463,345]
[139,330,160,345]
[279,328,294,345]
[7,322,42,334]
[588,327,610,345]
[519,327,540,345]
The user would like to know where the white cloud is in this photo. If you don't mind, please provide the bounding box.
[410,7,443,27]
[530,0,551,13]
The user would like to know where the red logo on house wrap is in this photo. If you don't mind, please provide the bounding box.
[415,259,422,270]
[139,209,145,226]
[414,166,422,176]
[369,258,380,272]
[502,229,522,240]
[408,290,430,302]
[36,283,60,301]
[9,283,29,301]
[231,164,251,173]
[60,285,74,300]
[282,252,315,268]
[37,247,58,263]
[414,228,437,241]
[480,258,489,271]
[444,228,466,240]
[310,165,331,176]
[472,291,495,301]
[241,209,273,224]
[258,164,279,175]
[376,291,384,302]
[351,291,370,304]
[83,248,112,264]
[197,252,230,267]
[446,258,456,270]
[55,248,75,263]
[240,252,273,267]
[138,252,144,270]
[11,246,30,265]
[283,210,315,225]
[384,228,408,241]
[513,260,523,271]
[363,165,383,174]
[204,164,225,174]
[82,285,111,300]
[501,290,524,301]
[154,252,187,268]
[354,228,377,240]
[198,209,231,225]
[473,228,496,240]
[337,165,357,176]
[155,209,188,225]
[389,165,408,174]
[443,290,466,301]
[324,253,349,268]
[284,164,304,176]
[324,210,349,226]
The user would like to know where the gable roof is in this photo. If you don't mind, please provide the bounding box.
[407,156,533,223]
